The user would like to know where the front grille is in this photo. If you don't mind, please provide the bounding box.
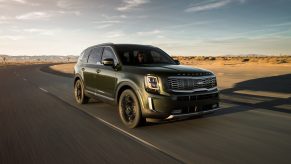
[167,76,217,91]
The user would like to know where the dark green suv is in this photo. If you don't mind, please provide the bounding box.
[74,43,219,128]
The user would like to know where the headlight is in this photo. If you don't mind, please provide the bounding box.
[145,75,160,93]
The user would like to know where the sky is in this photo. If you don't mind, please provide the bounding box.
[0,0,291,56]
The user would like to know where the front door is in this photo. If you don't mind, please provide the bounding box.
[96,47,118,98]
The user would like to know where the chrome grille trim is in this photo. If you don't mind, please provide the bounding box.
[167,75,217,93]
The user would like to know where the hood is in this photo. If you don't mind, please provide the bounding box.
[123,64,213,76]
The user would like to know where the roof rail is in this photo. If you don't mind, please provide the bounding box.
[98,42,114,46]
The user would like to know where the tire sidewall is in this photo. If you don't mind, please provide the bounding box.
[118,89,142,128]
[74,80,85,104]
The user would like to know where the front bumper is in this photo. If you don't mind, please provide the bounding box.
[166,107,220,119]
[141,90,219,119]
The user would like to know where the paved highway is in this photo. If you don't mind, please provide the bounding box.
[1,64,291,164]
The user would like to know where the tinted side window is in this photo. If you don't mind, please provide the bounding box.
[120,52,130,65]
[78,51,85,62]
[101,47,117,63]
[88,47,103,64]
[151,51,170,63]
[82,49,91,63]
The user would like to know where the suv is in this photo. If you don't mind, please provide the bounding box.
[74,43,219,128]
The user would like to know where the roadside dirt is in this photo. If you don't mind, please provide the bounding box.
[48,62,291,90]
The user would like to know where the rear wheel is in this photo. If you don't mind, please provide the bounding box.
[74,79,89,104]
[118,89,145,128]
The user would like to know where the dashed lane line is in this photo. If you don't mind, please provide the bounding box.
[39,87,49,93]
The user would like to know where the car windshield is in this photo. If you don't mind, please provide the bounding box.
[114,45,176,66]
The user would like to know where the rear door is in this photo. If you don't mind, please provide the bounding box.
[80,48,91,90]
[96,47,118,98]
[83,47,103,93]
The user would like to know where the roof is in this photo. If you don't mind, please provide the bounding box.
[86,43,156,50]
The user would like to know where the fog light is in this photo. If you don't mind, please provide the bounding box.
[172,109,182,114]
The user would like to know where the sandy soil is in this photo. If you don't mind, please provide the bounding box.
[192,63,291,89]
[50,63,75,74]
[49,61,291,90]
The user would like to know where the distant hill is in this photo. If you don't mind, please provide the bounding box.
[0,55,78,63]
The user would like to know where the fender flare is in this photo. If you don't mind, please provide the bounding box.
[74,73,83,86]
[115,81,145,109]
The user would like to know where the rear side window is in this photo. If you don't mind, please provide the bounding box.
[88,47,103,64]
[78,51,85,62]
[81,49,91,63]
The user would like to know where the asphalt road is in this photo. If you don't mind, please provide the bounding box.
[1,64,291,164]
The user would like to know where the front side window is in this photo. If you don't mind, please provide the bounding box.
[101,47,117,64]
[87,47,103,64]
[115,45,176,66]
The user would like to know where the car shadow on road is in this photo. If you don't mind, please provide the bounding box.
[219,73,291,114]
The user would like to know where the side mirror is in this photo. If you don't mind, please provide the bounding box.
[102,58,114,66]
[174,60,180,65]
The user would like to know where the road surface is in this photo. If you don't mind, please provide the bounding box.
[0,64,291,164]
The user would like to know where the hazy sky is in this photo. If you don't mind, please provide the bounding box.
[0,0,291,56]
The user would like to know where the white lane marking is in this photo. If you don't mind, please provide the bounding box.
[85,113,178,160]
[94,116,162,150]
[23,78,27,81]
[234,90,291,99]
[49,93,181,162]
[39,87,48,93]
[49,92,162,151]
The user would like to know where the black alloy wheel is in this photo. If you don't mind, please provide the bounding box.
[118,89,144,128]
[74,79,89,104]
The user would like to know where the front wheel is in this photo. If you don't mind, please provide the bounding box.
[118,89,145,128]
[74,79,89,104]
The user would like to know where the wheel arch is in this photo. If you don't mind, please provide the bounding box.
[115,81,145,110]
[74,73,83,86]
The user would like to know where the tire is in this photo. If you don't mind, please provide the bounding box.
[118,89,145,128]
[74,79,89,104]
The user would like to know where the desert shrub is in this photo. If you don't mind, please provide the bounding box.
[249,58,258,62]
[195,56,205,60]
[242,58,250,62]
[188,56,195,60]
[276,59,287,64]
[209,57,216,60]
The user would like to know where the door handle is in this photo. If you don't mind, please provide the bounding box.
[81,68,85,71]
[96,69,101,73]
